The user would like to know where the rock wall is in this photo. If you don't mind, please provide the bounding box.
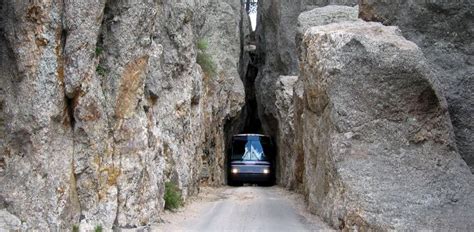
[300,21,474,230]
[194,0,245,186]
[359,0,474,172]
[273,75,298,188]
[256,2,474,230]
[0,0,245,230]
[290,5,360,192]
[255,0,358,184]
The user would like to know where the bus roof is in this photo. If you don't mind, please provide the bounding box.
[233,134,269,137]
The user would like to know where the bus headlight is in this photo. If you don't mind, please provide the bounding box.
[263,168,270,174]
[232,168,239,174]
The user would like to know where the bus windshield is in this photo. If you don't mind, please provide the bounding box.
[232,139,270,161]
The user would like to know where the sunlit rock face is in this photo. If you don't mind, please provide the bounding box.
[254,0,358,185]
[300,21,474,231]
[359,0,474,173]
[0,0,245,230]
[255,2,474,229]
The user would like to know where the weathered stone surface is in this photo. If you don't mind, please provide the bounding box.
[0,210,21,231]
[298,5,358,32]
[196,0,246,185]
[256,0,358,78]
[300,21,474,230]
[291,80,306,192]
[92,2,164,228]
[0,0,245,230]
[282,6,357,192]
[303,0,360,10]
[274,76,298,187]
[0,1,75,230]
[255,1,357,184]
[255,3,358,187]
[274,6,359,191]
[63,0,106,98]
[359,0,474,172]
[296,5,359,54]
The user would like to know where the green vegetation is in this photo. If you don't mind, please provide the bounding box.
[197,53,217,77]
[95,46,104,57]
[95,225,103,232]
[164,181,183,210]
[96,65,108,77]
[197,38,209,50]
[196,38,216,77]
[72,225,79,232]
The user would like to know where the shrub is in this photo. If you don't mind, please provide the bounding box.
[197,38,209,50]
[197,52,217,76]
[95,46,104,57]
[72,225,79,232]
[196,38,216,77]
[96,65,108,77]
[95,225,103,232]
[164,181,182,210]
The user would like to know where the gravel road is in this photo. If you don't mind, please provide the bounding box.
[155,186,333,232]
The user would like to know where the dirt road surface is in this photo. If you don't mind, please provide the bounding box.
[154,186,333,232]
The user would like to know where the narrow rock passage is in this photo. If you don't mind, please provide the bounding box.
[157,187,332,232]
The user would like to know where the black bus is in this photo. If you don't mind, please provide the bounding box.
[228,134,275,186]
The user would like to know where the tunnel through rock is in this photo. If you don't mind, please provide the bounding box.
[239,47,263,134]
[223,23,280,186]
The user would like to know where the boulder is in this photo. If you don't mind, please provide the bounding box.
[296,5,359,55]
[300,21,474,230]
[256,3,358,187]
[255,0,358,176]
[359,0,474,172]
[256,0,358,77]
[298,5,359,35]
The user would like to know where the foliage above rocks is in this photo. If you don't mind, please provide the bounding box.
[164,182,183,210]
[196,38,217,77]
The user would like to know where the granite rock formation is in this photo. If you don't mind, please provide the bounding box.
[0,0,245,230]
[1,0,473,231]
[255,2,474,230]
[359,0,474,172]
[300,21,474,230]
[255,1,358,183]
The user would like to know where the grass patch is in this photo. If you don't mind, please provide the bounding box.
[96,65,108,77]
[197,53,216,77]
[196,38,216,77]
[95,225,103,232]
[164,181,182,210]
[197,38,209,50]
[95,46,104,57]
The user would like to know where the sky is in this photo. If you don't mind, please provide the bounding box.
[250,12,257,31]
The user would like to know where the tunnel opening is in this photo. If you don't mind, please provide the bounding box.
[224,49,267,186]
[223,34,278,186]
[223,0,280,186]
